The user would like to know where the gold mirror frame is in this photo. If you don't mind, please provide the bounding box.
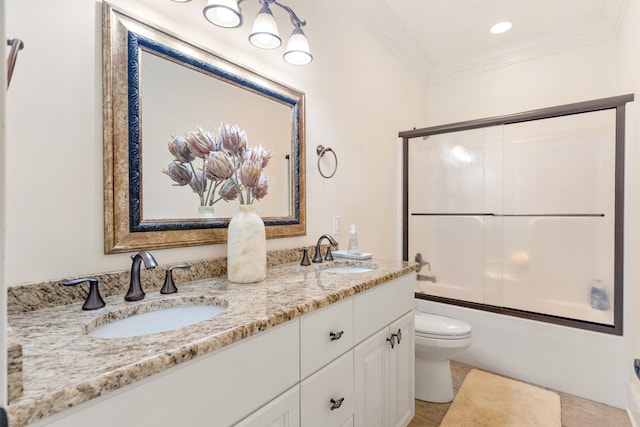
[103,3,306,254]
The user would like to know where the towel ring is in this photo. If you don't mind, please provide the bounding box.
[317,145,338,179]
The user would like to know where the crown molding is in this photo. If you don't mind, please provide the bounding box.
[346,0,627,86]
[429,19,619,84]
[345,0,432,83]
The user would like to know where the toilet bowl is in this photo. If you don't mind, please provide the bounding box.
[414,312,472,403]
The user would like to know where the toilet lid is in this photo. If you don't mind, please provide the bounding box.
[415,313,472,337]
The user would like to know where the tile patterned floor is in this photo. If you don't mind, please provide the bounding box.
[408,361,632,427]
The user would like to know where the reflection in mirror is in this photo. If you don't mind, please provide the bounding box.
[103,3,306,253]
[140,50,292,220]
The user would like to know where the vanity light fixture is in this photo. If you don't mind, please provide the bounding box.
[490,21,512,34]
[249,2,281,49]
[203,0,242,28]
[201,0,313,65]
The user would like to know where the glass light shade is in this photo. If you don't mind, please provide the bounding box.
[249,5,281,49]
[283,28,312,65]
[203,0,242,28]
[490,21,512,34]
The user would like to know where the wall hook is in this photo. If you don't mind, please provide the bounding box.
[316,145,338,179]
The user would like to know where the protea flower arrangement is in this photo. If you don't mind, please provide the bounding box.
[163,123,271,210]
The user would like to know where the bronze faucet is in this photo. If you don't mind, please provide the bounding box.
[125,251,158,301]
[312,234,338,263]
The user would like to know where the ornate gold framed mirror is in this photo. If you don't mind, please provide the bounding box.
[103,3,306,254]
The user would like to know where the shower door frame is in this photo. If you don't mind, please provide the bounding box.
[400,94,634,335]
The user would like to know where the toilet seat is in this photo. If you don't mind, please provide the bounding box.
[415,312,472,340]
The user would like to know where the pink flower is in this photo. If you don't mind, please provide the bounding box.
[162,162,192,186]
[218,123,247,155]
[204,151,235,181]
[168,136,196,163]
[185,127,216,159]
[219,179,238,201]
[253,175,269,200]
[240,158,262,189]
[164,123,273,207]
[257,146,273,168]
[189,170,207,194]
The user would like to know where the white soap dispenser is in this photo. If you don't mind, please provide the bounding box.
[347,224,361,255]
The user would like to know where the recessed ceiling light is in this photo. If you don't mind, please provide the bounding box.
[490,21,512,34]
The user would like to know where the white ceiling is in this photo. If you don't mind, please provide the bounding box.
[129,0,627,83]
[347,0,627,82]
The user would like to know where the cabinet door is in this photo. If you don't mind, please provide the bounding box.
[388,311,415,427]
[354,328,390,427]
[354,275,414,344]
[301,351,354,427]
[234,386,300,427]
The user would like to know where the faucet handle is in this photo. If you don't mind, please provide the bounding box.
[325,245,335,261]
[414,253,430,272]
[299,248,311,266]
[161,263,192,294]
[63,278,106,310]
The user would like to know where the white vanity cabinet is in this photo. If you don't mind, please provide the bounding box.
[29,274,414,427]
[34,320,300,427]
[297,274,415,427]
[241,274,414,427]
[354,312,414,427]
[353,276,415,427]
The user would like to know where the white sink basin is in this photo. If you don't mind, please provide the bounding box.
[324,265,376,274]
[89,305,225,339]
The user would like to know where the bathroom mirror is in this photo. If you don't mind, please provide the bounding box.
[103,3,306,253]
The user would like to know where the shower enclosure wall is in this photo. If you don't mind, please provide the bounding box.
[401,95,633,335]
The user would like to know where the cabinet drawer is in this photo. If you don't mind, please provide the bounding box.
[354,275,414,344]
[301,351,354,427]
[301,297,353,378]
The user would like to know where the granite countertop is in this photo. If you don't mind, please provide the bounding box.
[7,258,417,427]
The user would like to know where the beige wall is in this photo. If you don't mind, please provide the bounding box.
[425,39,619,124]
[4,0,428,285]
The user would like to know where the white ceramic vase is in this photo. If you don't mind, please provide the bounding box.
[227,204,267,283]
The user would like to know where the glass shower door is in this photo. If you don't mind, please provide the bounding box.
[500,110,616,325]
[408,108,617,327]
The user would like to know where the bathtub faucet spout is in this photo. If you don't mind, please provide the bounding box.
[417,274,437,283]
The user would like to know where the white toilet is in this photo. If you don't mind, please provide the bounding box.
[414,312,472,403]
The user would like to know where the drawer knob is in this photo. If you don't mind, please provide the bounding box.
[387,334,397,349]
[329,330,344,341]
[330,397,345,410]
